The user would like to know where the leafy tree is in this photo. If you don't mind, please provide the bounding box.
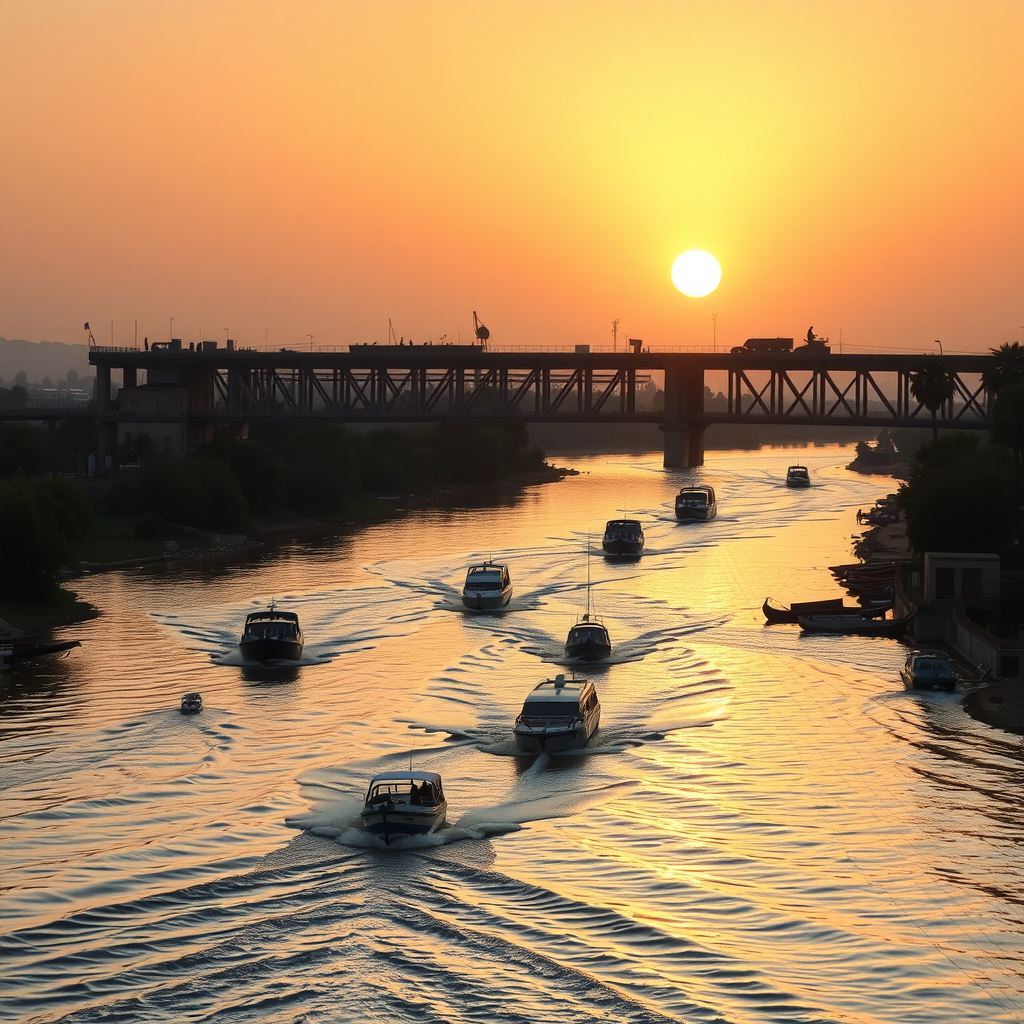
[0,423,53,478]
[14,371,27,387]
[358,428,419,493]
[990,381,1024,551]
[137,452,250,532]
[0,478,93,598]
[282,424,361,512]
[898,438,1014,555]
[983,341,1024,397]
[201,428,283,515]
[909,355,956,442]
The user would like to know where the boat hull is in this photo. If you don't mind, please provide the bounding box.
[901,673,956,693]
[564,637,612,661]
[514,711,600,753]
[762,597,891,624]
[675,505,716,521]
[601,539,643,557]
[798,612,915,637]
[361,806,446,841]
[461,587,512,610]
[238,638,303,665]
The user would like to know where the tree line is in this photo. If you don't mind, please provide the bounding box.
[0,420,547,600]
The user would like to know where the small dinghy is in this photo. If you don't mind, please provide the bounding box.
[180,692,203,715]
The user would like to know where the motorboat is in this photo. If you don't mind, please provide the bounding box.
[360,770,447,844]
[786,465,811,488]
[900,651,957,692]
[675,485,717,521]
[565,618,612,662]
[461,562,513,610]
[238,606,304,665]
[180,692,203,714]
[514,674,601,753]
[602,519,644,557]
[762,597,891,624]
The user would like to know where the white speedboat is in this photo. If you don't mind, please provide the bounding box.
[675,485,717,521]
[514,674,601,753]
[461,562,512,610]
[360,771,447,844]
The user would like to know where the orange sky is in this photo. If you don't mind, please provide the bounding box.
[1,0,1021,354]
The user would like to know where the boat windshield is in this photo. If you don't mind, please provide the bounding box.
[465,578,503,590]
[521,701,580,717]
[246,620,298,639]
[913,657,954,676]
[569,626,607,641]
[677,492,709,506]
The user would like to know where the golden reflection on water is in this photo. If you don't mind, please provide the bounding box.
[2,446,1023,1023]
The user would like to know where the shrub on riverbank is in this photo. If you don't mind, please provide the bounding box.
[0,476,95,598]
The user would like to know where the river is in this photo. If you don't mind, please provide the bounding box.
[2,444,1023,1024]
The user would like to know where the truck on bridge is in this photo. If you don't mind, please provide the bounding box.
[731,336,831,355]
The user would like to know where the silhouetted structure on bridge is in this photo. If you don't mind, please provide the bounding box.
[1,343,997,468]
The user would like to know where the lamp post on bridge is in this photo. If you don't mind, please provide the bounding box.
[711,312,718,353]
[935,339,943,356]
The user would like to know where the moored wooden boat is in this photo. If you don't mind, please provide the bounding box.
[762,597,891,624]
[798,603,916,637]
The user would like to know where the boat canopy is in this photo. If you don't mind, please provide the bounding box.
[677,487,714,505]
[605,519,641,532]
[244,610,300,624]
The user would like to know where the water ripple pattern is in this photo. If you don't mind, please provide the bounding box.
[2,447,1022,1023]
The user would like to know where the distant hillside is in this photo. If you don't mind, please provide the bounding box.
[0,337,93,386]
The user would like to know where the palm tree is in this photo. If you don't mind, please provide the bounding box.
[983,341,1024,398]
[909,355,956,442]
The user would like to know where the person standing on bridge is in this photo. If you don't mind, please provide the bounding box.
[806,326,816,344]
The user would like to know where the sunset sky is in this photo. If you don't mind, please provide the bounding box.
[1,0,1021,354]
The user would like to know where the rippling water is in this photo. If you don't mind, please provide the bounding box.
[3,446,1023,1023]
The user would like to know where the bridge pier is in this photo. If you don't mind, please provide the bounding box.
[662,366,706,467]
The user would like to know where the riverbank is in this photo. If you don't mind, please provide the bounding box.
[963,681,1024,738]
[2,462,576,633]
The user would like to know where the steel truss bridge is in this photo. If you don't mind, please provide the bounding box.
[0,346,996,467]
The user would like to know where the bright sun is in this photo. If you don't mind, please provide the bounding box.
[671,250,722,298]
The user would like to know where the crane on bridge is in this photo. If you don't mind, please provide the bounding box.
[473,311,490,349]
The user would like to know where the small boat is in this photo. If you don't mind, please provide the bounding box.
[565,618,612,662]
[461,562,513,610]
[762,597,892,624]
[360,770,447,844]
[180,692,203,714]
[900,651,957,692]
[514,674,601,753]
[566,537,611,661]
[2,638,81,662]
[786,465,811,487]
[798,604,916,637]
[602,519,644,557]
[239,606,304,665]
[675,485,717,521]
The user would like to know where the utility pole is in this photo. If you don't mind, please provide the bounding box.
[612,319,619,352]
[711,312,718,352]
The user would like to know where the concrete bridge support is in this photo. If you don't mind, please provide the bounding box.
[662,366,706,468]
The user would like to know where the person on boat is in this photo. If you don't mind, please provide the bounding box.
[410,783,422,806]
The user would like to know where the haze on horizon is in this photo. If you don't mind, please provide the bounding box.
[1,0,1021,355]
